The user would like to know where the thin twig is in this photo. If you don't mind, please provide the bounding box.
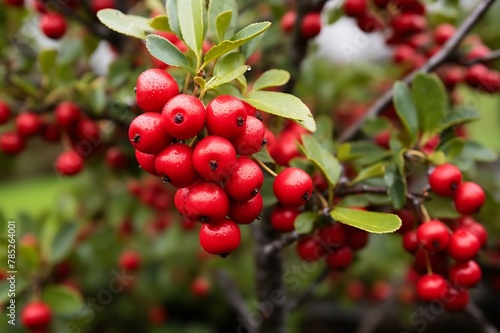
[466,302,500,333]
[338,0,499,142]
[463,48,500,66]
[263,231,304,256]
[286,266,330,311]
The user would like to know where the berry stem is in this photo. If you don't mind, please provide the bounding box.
[314,189,329,210]
[252,156,278,177]
[188,136,198,148]
[183,73,191,94]
[423,249,433,275]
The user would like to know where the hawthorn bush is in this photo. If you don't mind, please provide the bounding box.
[1,0,500,333]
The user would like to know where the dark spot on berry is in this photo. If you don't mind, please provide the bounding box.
[174,113,184,124]
[209,160,218,171]
[133,87,137,93]
[261,138,267,147]
[132,133,140,143]
[302,191,312,201]
[432,240,440,248]
[237,116,245,127]
[257,215,261,220]
[200,216,209,223]
[251,188,260,195]
[219,252,230,258]
[162,176,170,183]
[451,182,458,191]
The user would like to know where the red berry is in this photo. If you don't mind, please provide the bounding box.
[357,13,384,33]
[41,122,61,143]
[185,182,229,223]
[205,95,247,138]
[270,205,301,232]
[105,147,128,169]
[0,131,25,155]
[135,69,178,113]
[449,260,481,287]
[434,23,455,45]
[269,131,301,166]
[301,12,322,38]
[281,11,296,34]
[318,223,348,248]
[391,13,426,34]
[465,64,489,88]
[448,229,481,262]
[5,0,24,7]
[128,112,173,154]
[416,220,450,252]
[273,167,313,208]
[161,94,205,139]
[21,302,51,330]
[199,220,241,255]
[119,250,141,271]
[55,102,81,128]
[403,230,419,253]
[90,0,115,14]
[453,182,485,215]
[225,156,263,202]
[231,116,265,155]
[393,44,414,64]
[0,101,11,124]
[174,187,191,216]
[441,66,465,89]
[40,13,67,39]
[76,118,101,143]
[55,150,84,175]
[192,136,237,181]
[429,164,462,196]
[155,143,198,188]
[466,44,491,61]
[345,225,369,250]
[296,236,326,261]
[16,112,41,137]
[228,193,263,225]
[396,209,416,234]
[135,150,159,176]
[444,288,469,311]
[344,0,367,18]
[191,277,211,297]
[326,246,353,270]
[416,274,448,302]
[459,221,487,247]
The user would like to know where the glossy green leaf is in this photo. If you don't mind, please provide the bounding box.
[412,73,447,138]
[50,222,78,264]
[458,141,498,162]
[337,141,392,165]
[97,9,154,39]
[294,212,318,234]
[313,115,334,151]
[245,91,315,132]
[148,15,171,31]
[202,22,271,68]
[384,163,407,209]
[253,148,275,164]
[330,207,401,233]
[438,137,464,160]
[166,0,181,37]
[42,285,83,315]
[206,65,248,90]
[252,69,290,92]
[194,76,206,92]
[349,162,386,185]
[216,11,233,43]
[301,135,341,186]
[441,106,480,130]
[208,0,238,43]
[206,53,248,90]
[393,81,419,142]
[146,34,195,73]
[177,0,204,59]
[0,278,28,305]
[38,49,57,75]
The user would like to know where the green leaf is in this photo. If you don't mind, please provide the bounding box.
[89,79,106,114]
[330,207,401,233]
[205,52,248,90]
[425,195,460,219]
[393,81,419,142]
[253,148,275,164]
[242,33,265,59]
[194,76,206,92]
[301,135,341,186]
[208,0,238,43]
[294,212,318,234]
[177,0,204,60]
[18,245,41,273]
[438,137,464,160]
[49,222,78,264]
[148,15,171,31]
[261,176,277,207]
[441,106,480,130]
[38,49,57,75]
[412,73,447,138]
[146,34,195,73]
[313,114,334,151]
[384,163,407,209]
[349,162,386,185]
[97,9,154,39]
[42,285,83,315]
[337,141,392,165]
[207,65,248,90]
[0,278,28,305]
[245,91,316,132]
[166,0,181,37]
[252,69,290,91]
[202,22,271,68]
[457,141,498,162]
[427,151,446,165]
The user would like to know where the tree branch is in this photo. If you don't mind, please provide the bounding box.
[286,266,330,312]
[463,48,500,65]
[338,0,498,143]
[466,302,500,333]
[263,231,304,256]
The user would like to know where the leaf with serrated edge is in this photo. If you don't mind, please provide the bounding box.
[206,66,248,90]
[330,207,401,233]
[166,0,181,37]
[208,0,238,43]
[177,0,204,59]
[412,73,447,138]
[146,34,195,74]
[294,212,318,234]
[216,11,233,43]
[97,9,153,39]
[301,135,341,186]
[148,15,171,31]
[245,91,315,132]
[252,69,290,91]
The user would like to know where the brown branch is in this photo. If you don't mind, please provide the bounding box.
[466,302,500,333]
[286,266,330,312]
[263,231,304,256]
[463,48,500,66]
[338,0,499,143]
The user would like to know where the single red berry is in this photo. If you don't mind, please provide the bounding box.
[90,0,115,14]
[356,12,384,33]
[281,11,296,34]
[416,274,448,302]
[403,230,419,253]
[199,220,241,255]
[0,101,11,124]
[466,44,491,61]
[135,69,178,113]
[148,306,168,325]
[434,23,455,45]
[0,131,25,155]
[155,143,199,188]
[448,229,481,262]
[407,32,431,49]
[161,94,205,139]
[185,181,229,223]
[441,66,465,89]
[190,276,211,297]
[228,193,263,225]
[345,225,369,250]
[231,116,265,155]
[242,101,257,116]
[449,260,481,287]
[174,186,192,216]
[205,95,247,138]
[224,156,263,202]
[458,221,487,247]
[76,118,101,143]
[416,220,450,252]
[429,164,462,196]
[326,246,353,270]
[119,250,141,271]
[55,102,81,128]
[270,205,301,233]
[296,236,326,261]
[105,147,128,169]
[135,150,159,176]
[40,13,67,39]
[269,131,301,166]
[301,12,322,38]
[21,302,51,330]
[16,112,41,137]
[41,122,61,143]
[128,112,173,154]
[5,0,24,7]
[453,182,485,215]
[318,223,348,248]
[273,167,313,208]
[391,13,426,34]
[374,129,391,148]
[444,288,469,311]
[192,136,237,181]
[396,209,416,234]
[465,64,489,88]
[393,44,414,64]
[55,150,84,175]
[344,0,367,17]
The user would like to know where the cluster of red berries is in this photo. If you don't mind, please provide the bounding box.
[280,10,323,39]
